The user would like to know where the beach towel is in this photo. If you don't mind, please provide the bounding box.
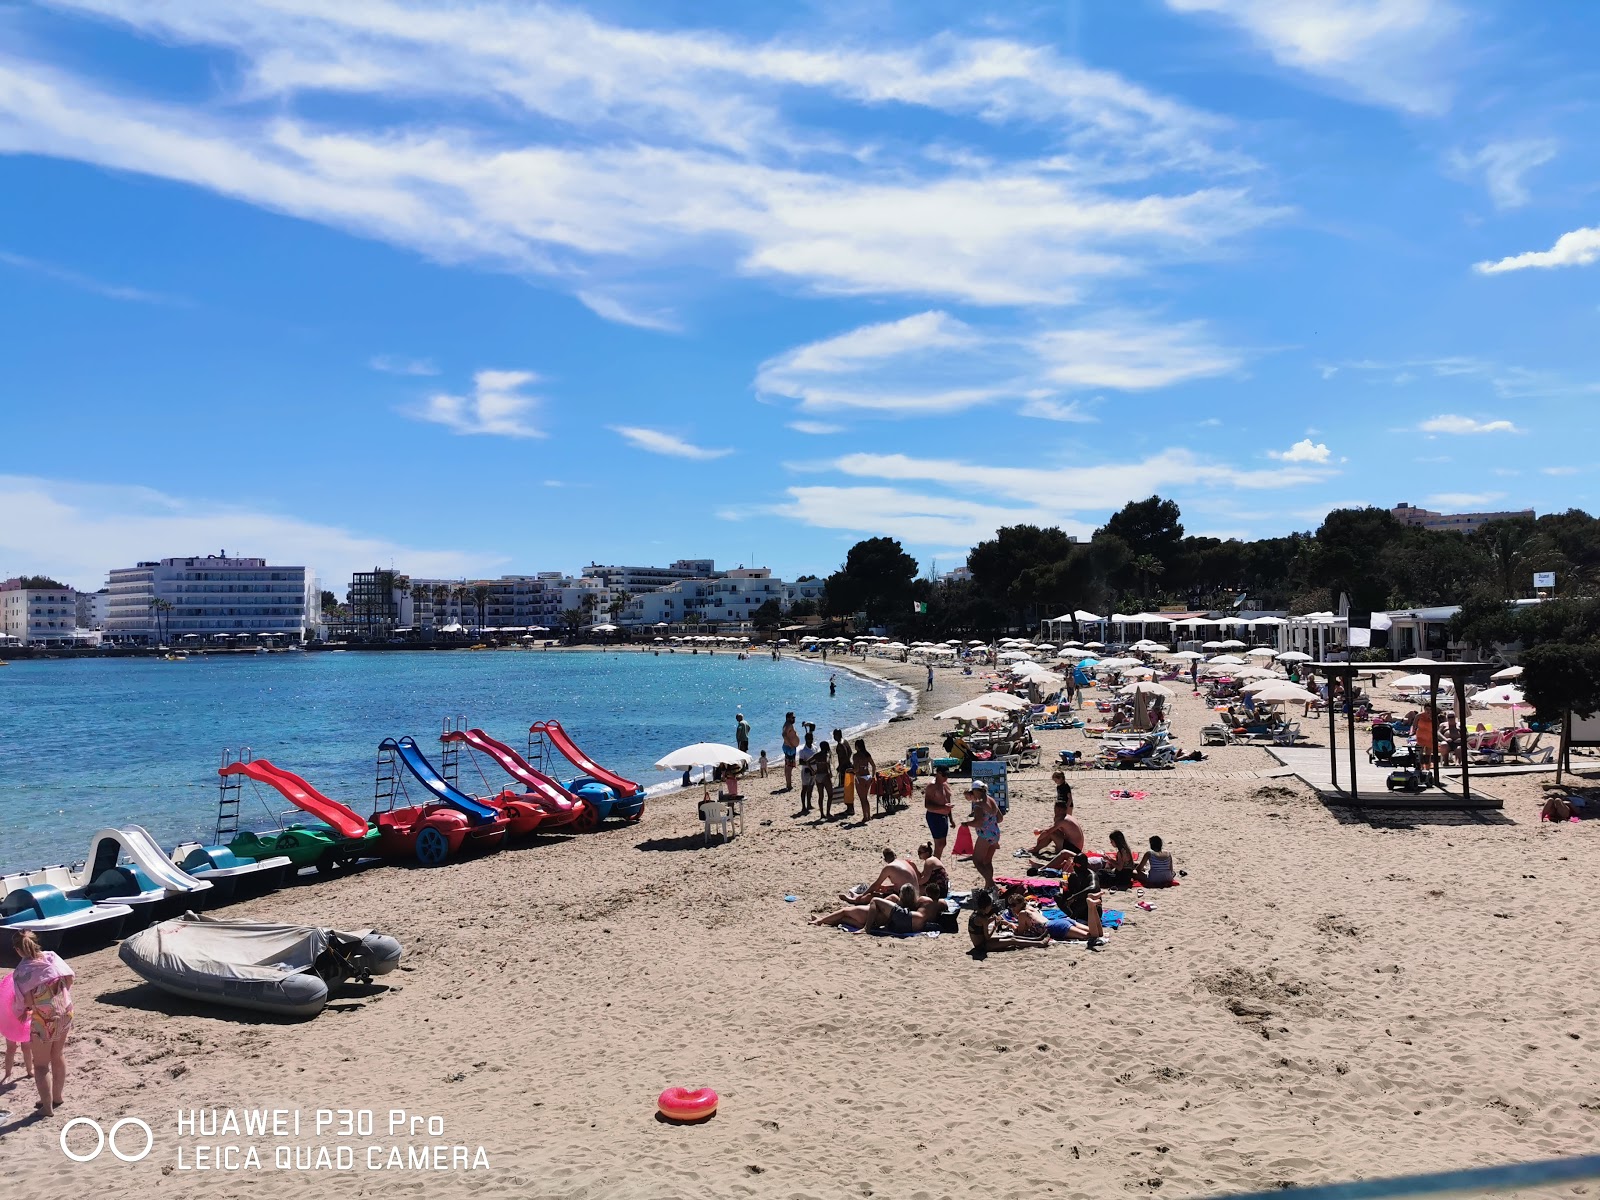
[1108,789,1147,800]
[8,951,73,1021]
[0,975,28,1043]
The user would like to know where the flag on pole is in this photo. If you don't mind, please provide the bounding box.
[912,601,928,613]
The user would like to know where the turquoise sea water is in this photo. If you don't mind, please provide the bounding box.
[0,650,902,871]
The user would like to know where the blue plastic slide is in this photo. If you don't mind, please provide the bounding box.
[383,736,502,825]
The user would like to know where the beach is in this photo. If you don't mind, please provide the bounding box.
[3,656,1597,1198]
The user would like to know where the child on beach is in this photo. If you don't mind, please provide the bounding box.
[1100,830,1135,889]
[758,750,768,780]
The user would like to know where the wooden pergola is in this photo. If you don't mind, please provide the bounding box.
[1309,660,1491,805]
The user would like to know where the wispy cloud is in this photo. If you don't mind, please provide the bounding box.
[1336,356,1598,400]
[370,354,439,376]
[1165,0,1466,115]
[0,247,180,304]
[0,7,1272,311]
[409,369,545,437]
[610,426,732,460]
[1449,138,1558,209]
[1428,491,1505,507]
[756,311,1240,417]
[1475,225,1600,275]
[1418,414,1521,435]
[576,290,680,332]
[0,473,499,592]
[787,420,845,435]
[1269,438,1331,463]
[1542,465,1580,476]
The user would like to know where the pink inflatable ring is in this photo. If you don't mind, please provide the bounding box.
[658,1086,718,1123]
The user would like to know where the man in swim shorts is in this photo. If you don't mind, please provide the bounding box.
[781,712,799,791]
[923,766,954,858]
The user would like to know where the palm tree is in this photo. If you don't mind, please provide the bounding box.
[148,597,174,646]
[1132,554,1165,601]
[473,584,490,632]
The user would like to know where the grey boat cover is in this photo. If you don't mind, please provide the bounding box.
[118,912,396,1018]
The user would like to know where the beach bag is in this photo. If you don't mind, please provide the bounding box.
[952,824,974,857]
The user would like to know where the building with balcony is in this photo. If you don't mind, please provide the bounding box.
[103,555,318,643]
[1,578,80,646]
[622,568,799,628]
[586,559,717,596]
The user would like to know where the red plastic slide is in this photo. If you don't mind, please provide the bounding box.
[218,759,370,840]
[529,720,642,797]
[441,728,583,811]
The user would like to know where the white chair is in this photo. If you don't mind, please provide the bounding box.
[699,800,733,845]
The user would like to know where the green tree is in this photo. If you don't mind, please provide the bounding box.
[825,537,920,627]
[1301,506,1402,613]
[473,584,490,631]
[561,607,585,636]
[1102,496,1185,587]
[968,525,1079,612]
[1131,553,1165,601]
[751,598,783,630]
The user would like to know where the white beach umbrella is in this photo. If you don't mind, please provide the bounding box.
[1034,643,1056,652]
[1249,683,1320,705]
[1123,665,1156,677]
[936,700,1018,722]
[1206,654,1246,667]
[1083,641,1105,649]
[1476,685,1526,707]
[1490,665,1524,681]
[1169,650,1205,660]
[1393,656,1438,667]
[1126,681,1173,698]
[1233,665,1278,680]
[654,743,751,771]
[1061,639,1082,647]
[1246,647,1279,658]
[974,692,1031,711]
[968,639,986,645]
[1201,640,1224,649]
[1218,639,1247,649]
[1275,651,1312,662]
[1390,673,1432,690]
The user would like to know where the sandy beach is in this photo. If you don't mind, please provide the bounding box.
[3,654,1597,1199]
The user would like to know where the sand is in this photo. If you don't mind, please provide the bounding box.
[3,654,1597,1199]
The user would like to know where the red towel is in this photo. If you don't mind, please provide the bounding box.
[952,824,974,857]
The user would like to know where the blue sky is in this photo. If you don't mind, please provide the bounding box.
[1,0,1597,593]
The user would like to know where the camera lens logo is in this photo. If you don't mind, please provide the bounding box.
[60,1117,154,1163]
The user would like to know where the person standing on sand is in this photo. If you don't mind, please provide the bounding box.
[781,712,799,791]
[962,782,1001,889]
[926,664,934,691]
[797,727,817,814]
[832,728,849,796]
[851,739,877,822]
[923,765,954,858]
[735,712,751,755]
[9,931,73,1118]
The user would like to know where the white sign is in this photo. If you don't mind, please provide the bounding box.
[1533,571,1556,589]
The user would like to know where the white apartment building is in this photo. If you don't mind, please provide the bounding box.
[621,568,790,627]
[104,555,318,642]
[0,578,80,646]
[405,573,613,630]
[587,559,716,596]
[76,589,110,630]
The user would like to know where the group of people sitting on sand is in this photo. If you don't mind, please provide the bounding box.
[1026,774,1176,888]
[809,845,949,935]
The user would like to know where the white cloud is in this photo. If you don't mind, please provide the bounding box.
[787,420,845,435]
[784,486,1071,547]
[1450,138,1558,209]
[410,369,545,437]
[610,426,733,460]
[1427,491,1505,507]
[0,8,1272,311]
[756,311,1239,417]
[1269,438,1331,463]
[369,354,439,376]
[0,474,499,593]
[1165,0,1465,115]
[1418,414,1522,435]
[575,290,680,332]
[0,247,179,304]
[1543,466,1580,476]
[1474,225,1600,275]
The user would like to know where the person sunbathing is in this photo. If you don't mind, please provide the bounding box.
[864,883,944,935]
[840,848,919,904]
[1541,794,1576,823]
[1002,886,1102,943]
[809,901,876,930]
[966,891,1049,954]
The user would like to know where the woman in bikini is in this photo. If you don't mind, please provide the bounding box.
[967,891,1048,954]
[962,782,1001,889]
[850,740,876,823]
[9,931,74,1117]
[1100,829,1135,889]
[916,842,949,898]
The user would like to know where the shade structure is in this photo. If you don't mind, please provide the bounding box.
[1217,639,1247,649]
[1232,665,1278,679]
[1201,640,1224,649]
[1206,654,1246,667]
[1083,641,1104,649]
[1275,650,1312,662]
[1394,656,1439,667]
[1123,665,1156,677]
[1490,665,1524,681]
[654,743,752,770]
[1390,673,1433,690]
[1245,647,1279,658]
[1169,650,1205,660]
[1126,681,1173,698]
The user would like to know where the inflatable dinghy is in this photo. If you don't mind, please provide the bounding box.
[118,912,402,1019]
